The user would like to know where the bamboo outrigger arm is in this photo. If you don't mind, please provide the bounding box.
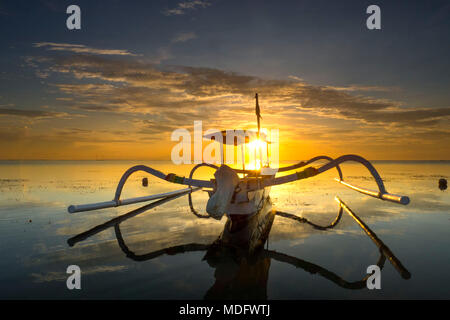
[67,163,212,213]
[151,154,407,206]
[68,185,201,214]
[68,154,408,213]
[234,155,343,177]
[260,154,410,205]
[114,165,214,199]
[322,155,409,205]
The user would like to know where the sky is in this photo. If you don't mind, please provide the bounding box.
[0,0,449,160]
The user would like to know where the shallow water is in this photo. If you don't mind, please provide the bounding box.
[0,160,449,299]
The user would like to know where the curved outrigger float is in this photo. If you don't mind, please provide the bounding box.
[67,93,411,282]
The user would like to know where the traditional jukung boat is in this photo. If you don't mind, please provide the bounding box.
[68,93,413,284]
[68,93,410,271]
[68,93,409,216]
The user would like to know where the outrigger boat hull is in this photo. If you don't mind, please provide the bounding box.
[221,197,274,253]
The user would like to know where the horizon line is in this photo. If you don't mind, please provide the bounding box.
[1,159,449,162]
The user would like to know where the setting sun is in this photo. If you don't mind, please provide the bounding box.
[245,138,267,170]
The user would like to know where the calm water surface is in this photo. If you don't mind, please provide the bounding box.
[0,160,449,299]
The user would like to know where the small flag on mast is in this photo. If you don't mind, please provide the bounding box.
[255,93,261,138]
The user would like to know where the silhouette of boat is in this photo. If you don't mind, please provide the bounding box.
[67,94,410,232]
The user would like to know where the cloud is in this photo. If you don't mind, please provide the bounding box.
[0,125,137,149]
[163,0,211,16]
[288,75,304,82]
[25,52,450,145]
[33,42,137,56]
[171,32,197,43]
[0,107,67,119]
[147,46,173,64]
[28,55,450,127]
[323,85,398,92]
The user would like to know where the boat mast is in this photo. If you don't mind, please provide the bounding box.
[255,93,261,169]
[255,93,269,167]
[255,93,261,140]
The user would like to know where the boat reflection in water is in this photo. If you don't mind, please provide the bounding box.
[67,190,409,300]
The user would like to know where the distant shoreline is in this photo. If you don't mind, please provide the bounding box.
[0,159,449,163]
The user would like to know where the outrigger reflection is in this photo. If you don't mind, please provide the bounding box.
[67,184,410,299]
[67,93,411,286]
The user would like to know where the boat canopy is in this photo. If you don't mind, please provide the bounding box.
[203,130,270,146]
